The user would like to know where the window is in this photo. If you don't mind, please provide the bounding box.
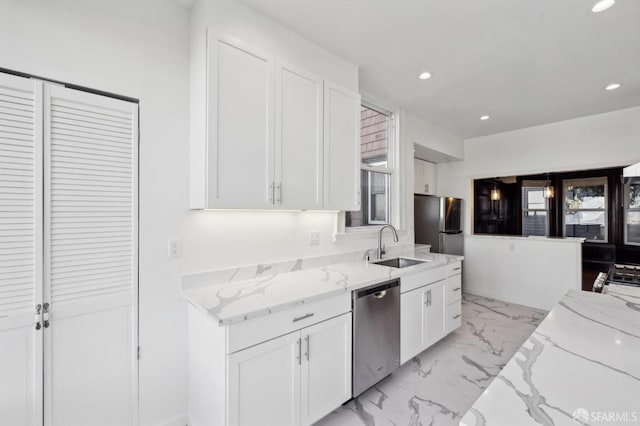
[346,103,395,227]
[563,177,608,242]
[521,182,549,237]
[624,178,640,246]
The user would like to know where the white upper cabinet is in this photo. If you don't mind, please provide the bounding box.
[414,158,436,195]
[191,29,360,210]
[323,82,361,211]
[275,61,323,210]
[203,31,275,209]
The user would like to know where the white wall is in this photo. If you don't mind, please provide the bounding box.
[463,236,583,310]
[438,106,640,232]
[0,1,191,424]
[402,110,464,162]
[0,0,413,424]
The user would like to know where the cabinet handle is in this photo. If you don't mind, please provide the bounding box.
[293,313,314,322]
[43,303,50,328]
[304,335,310,361]
[296,338,301,365]
[35,304,42,330]
[453,267,461,272]
[269,182,274,203]
[276,183,281,205]
[453,314,461,319]
[453,287,461,292]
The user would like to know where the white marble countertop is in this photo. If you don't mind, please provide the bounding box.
[460,284,640,426]
[465,234,585,244]
[183,247,462,326]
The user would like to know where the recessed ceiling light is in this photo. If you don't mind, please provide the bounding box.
[592,0,615,12]
[480,115,490,121]
[605,83,621,90]
[418,72,432,80]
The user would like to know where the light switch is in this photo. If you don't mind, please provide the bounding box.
[168,239,182,258]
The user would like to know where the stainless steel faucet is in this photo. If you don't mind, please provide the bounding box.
[377,224,399,259]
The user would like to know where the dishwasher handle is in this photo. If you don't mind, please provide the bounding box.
[354,279,399,300]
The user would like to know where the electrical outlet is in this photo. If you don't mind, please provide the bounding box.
[309,231,320,246]
[168,239,182,258]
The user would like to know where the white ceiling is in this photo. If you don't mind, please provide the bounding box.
[235,0,640,138]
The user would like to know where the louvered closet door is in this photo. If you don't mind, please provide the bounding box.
[0,74,43,426]
[43,84,138,426]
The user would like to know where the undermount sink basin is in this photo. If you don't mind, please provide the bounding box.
[372,257,427,268]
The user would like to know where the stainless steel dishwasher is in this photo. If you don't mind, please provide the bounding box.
[352,279,400,397]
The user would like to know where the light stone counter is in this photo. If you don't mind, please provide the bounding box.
[460,284,640,426]
[182,245,462,325]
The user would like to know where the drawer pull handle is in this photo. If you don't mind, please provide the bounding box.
[453,314,461,319]
[293,313,314,322]
[453,287,461,292]
[453,267,461,272]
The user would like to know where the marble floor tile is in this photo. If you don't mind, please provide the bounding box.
[316,293,547,426]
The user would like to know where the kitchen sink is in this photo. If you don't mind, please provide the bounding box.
[372,257,427,268]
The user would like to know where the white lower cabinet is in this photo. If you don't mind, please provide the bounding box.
[400,263,462,364]
[228,332,301,426]
[400,287,426,365]
[188,296,351,426]
[424,280,446,347]
[228,313,351,426]
[400,280,445,364]
[300,314,352,425]
[445,267,463,334]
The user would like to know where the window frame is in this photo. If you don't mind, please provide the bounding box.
[345,100,397,229]
[562,176,608,243]
[521,181,550,237]
[624,178,640,246]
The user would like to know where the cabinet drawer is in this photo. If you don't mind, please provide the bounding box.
[401,266,446,293]
[445,302,462,333]
[446,275,462,304]
[447,261,462,277]
[227,293,351,353]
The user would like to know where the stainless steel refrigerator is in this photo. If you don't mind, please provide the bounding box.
[414,195,463,255]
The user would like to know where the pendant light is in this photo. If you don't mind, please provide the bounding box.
[544,174,554,199]
[490,183,501,201]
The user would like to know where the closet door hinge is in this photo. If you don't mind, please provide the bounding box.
[137,346,141,360]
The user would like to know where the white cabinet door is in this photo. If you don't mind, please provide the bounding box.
[275,61,323,210]
[228,331,301,426]
[300,313,351,426]
[400,287,426,365]
[424,281,446,346]
[205,31,275,209]
[414,158,436,195]
[413,159,425,194]
[323,81,360,211]
[43,85,138,426]
[0,73,43,426]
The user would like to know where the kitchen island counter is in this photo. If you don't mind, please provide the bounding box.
[460,284,640,425]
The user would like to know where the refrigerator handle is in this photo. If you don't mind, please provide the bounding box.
[439,232,445,254]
